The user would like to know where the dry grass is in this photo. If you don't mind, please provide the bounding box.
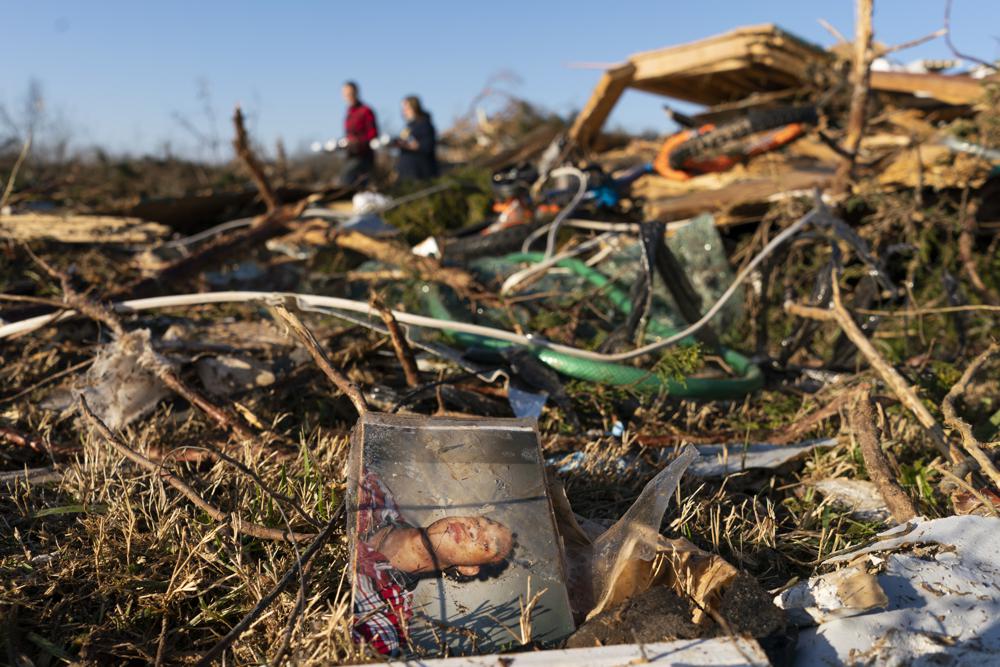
[3,145,1000,663]
[0,399,364,665]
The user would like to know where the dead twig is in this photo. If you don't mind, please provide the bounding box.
[142,353,259,442]
[942,343,1000,490]
[849,385,919,523]
[268,558,313,666]
[857,304,1000,317]
[785,272,958,462]
[118,198,311,305]
[957,189,999,306]
[771,389,858,445]
[23,244,124,336]
[177,442,322,529]
[878,28,947,56]
[0,424,75,457]
[818,18,848,44]
[79,396,314,542]
[0,293,65,308]
[232,105,278,213]
[0,133,31,211]
[834,0,874,191]
[944,0,997,70]
[933,462,1000,517]
[333,230,478,293]
[267,303,368,416]
[371,294,420,387]
[0,466,62,485]
[0,358,93,406]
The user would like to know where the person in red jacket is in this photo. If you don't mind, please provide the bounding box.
[340,81,378,188]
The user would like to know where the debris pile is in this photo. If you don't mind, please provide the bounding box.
[2,16,1000,667]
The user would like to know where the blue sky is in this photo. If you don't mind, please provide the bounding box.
[3,0,997,158]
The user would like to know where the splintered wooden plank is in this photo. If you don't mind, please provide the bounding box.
[645,168,835,222]
[570,25,831,147]
[629,23,781,63]
[632,64,793,105]
[568,63,636,149]
[632,39,757,82]
[870,71,988,106]
[0,213,170,244]
[630,24,828,83]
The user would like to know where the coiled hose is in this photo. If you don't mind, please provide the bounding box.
[424,252,763,399]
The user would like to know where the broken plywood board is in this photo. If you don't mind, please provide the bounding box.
[644,167,835,222]
[570,24,831,149]
[0,212,169,244]
[871,70,990,106]
[629,24,829,96]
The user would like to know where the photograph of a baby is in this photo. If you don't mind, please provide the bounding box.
[348,414,575,658]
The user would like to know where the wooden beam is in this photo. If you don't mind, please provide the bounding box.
[567,62,636,150]
[633,40,755,82]
[569,25,832,148]
[645,168,835,222]
[0,213,169,244]
[870,70,988,106]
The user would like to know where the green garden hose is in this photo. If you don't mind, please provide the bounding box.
[424,252,763,399]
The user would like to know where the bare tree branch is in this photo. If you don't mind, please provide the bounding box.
[0,133,31,211]
[944,0,997,70]
[850,385,919,523]
[835,0,874,192]
[371,294,420,388]
[80,396,314,543]
[267,303,368,416]
[785,270,959,463]
[942,343,1000,490]
[232,105,278,213]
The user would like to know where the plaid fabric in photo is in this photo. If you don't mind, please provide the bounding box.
[352,472,414,655]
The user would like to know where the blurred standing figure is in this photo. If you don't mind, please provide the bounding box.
[395,96,439,182]
[340,81,378,187]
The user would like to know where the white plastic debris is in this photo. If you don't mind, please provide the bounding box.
[351,191,393,215]
[79,329,169,429]
[195,355,275,397]
[411,235,441,258]
[547,438,835,479]
[344,636,769,666]
[811,478,890,522]
[688,438,836,477]
[779,515,1000,666]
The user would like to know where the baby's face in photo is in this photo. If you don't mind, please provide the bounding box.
[427,516,514,571]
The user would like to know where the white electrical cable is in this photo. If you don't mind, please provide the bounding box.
[520,166,588,258]
[0,208,819,362]
[500,232,616,296]
[562,219,642,232]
